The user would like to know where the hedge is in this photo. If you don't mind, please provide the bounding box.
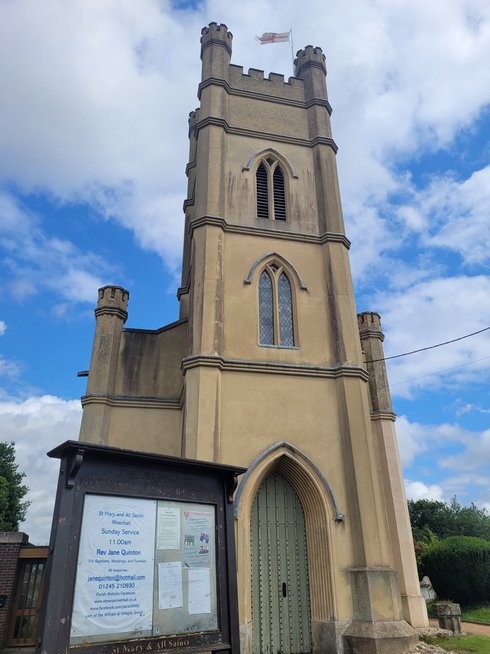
[420,535,490,605]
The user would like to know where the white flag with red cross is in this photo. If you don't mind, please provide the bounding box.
[256,31,290,45]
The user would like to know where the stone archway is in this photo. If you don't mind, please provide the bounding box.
[234,442,343,654]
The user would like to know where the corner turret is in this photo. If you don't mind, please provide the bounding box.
[86,286,129,399]
[200,22,232,81]
[79,286,129,444]
[188,108,200,138]
[358,311,393,415]
[94,285,129,322]
[294,45,327,101]
[357,311,429,628]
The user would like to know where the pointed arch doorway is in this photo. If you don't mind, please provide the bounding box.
[251,472,312,654]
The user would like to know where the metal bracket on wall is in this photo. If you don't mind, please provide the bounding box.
[66,448,84,488]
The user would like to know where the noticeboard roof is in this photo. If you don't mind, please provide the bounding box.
[47,440,247,477]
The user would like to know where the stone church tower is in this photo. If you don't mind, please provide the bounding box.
[79,23,427,654]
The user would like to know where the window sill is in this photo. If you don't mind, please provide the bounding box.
[258,344,300,350]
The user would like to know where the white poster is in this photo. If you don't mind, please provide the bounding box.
[188,568,211,615]
[158,561,183,609]
[157,506,180,550]
[70,495,156,642]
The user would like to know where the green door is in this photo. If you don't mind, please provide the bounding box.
[251,473,312,654]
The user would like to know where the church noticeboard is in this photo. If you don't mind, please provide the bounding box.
[36,441,245,654]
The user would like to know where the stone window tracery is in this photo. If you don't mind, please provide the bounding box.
[259,264,295,347]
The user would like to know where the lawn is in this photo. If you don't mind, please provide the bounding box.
[421,634,490,653]
[462,604,490,625]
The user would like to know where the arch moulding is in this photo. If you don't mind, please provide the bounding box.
[244,252,308,290]
[234,441,341,638]
[242,148,299,178]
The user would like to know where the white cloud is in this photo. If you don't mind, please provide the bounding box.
[440,427,490,472]
[0,191,115,307]
[0,0,202,271]
[399,415,490,505]
[405,480,444,502]
[439,473,490,497]
[374,275,490,396]
[0,0,489,281]
[0,355,20,378]
[0,394,82,544]
[395,415,429,468]
[454,399,490,416]
[0,1,489,525]
[394,166,490,265]
[397,416,470,463]
[0,320,6,336]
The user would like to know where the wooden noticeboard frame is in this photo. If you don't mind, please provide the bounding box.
[36,441,245,654]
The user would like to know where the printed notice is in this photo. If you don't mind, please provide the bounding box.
[182,510,213,568]
[158,561,183,609]
[70,495,155,643]
[188,568,211,614]
[157,505,180,550]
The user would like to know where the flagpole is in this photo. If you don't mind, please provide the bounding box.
[256,31,294,72]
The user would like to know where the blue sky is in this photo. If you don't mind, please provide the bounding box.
[0,0,489,544]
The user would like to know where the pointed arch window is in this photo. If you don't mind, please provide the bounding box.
[259,264,295,347]
[256,157,287,221]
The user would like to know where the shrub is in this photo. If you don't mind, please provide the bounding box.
[421,536,490,605]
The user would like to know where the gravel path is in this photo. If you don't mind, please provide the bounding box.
[429,616,490,637]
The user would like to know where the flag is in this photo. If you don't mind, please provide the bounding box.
[256,32,290,45]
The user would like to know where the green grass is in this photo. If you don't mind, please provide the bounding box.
[462,604,490,625]
[421,634,490,653]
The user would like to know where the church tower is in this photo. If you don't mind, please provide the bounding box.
[79,23,427,653]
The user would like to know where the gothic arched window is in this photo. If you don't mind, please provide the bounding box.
[258,264,295,346]
[256,157,287,221]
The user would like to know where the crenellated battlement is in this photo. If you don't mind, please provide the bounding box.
[357,311,384,341]
[200,22,233,56]
[358,311,382,330]
[294,45,326,76]
[248,68,265,80]
[227,64,305,101]
[201,21,232,39]
[95,285,129,322]
[199,23,328,102]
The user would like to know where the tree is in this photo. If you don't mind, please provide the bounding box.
[0,442,30,532]
[408,497,490,542]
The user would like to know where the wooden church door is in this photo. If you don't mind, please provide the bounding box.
[251,473,312,654]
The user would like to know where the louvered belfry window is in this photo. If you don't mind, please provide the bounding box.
[258,264,295,347]
[256,157,287,221]
[273,166,286,220]
[256,163,269,219]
